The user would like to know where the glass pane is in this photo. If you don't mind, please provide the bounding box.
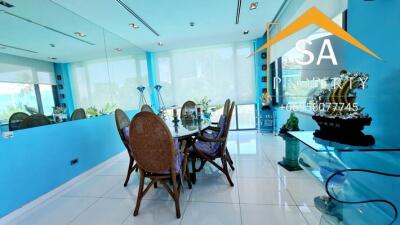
[39,84,55,116]
[230,107,237,130]
[237,104,256,129]
[0,82,38,123]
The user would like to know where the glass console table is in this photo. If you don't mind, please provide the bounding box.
[289,131,400,225]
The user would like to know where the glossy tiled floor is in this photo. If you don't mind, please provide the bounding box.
[4,131,325,225]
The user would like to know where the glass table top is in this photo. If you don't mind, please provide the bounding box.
[289,131,400,152]
[165,118,211,138]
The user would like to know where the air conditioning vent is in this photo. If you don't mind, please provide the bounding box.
[0,1,14,8]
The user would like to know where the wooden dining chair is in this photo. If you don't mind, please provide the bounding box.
[9,112,29,131]
[190,102,236,186]
[129,111,184,218]
[19,114,51,129]
[140,104,153,112]
[202,99,235,170]
[115,109,137,187]
[71,108,86,120]
[180,100,196,119]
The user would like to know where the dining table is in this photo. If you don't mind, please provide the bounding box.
[165,117,211,139]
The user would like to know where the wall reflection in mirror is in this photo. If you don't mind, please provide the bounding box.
[0,0,147,131]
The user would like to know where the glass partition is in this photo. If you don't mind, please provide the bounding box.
[0,0,146,131]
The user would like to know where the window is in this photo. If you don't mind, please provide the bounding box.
[155,42,255,107]
[39,84,56,116]
[0,54,56,123]
[70,54,149,111]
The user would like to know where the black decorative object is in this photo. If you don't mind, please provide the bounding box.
[58,84,64,90]
[57,75,62,81]
[261,52,267,59]
[261,76,267,82]
[311,71,375,146]
[313,116,375,146]
[262,64,267,71]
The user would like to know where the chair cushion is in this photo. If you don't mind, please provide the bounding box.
[158,138,184,174]
[122,126,129,141]
[191,115,226,157]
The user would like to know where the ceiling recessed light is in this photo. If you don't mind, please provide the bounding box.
[48,57,57,60]
[129,23,140,29]
[50,44,55,47]
[243,30,250,35]
[189,22,195,27]
[74,32,86,37]
[115,48,123,52]
[249,2,258,10]
[157,42,163,46]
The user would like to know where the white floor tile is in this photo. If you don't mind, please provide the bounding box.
[284,178,325,206]
[5,197,97,225]
[122,200,183,225]
[181,202,241,225]
[61,175,122,197]
[69,198,132,225]
[190,176,239,203]
[241,204,308,225]
[236,160,278,178]
[238,177,296,205]
[298,205,323,225]
[95,162,131,176]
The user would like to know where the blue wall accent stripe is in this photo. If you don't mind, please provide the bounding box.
[146,52,159,112]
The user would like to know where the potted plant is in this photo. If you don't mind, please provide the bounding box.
[86,106,100,118]
[52,106,67,123]
[278,112,302,171]
[100,103,117,115]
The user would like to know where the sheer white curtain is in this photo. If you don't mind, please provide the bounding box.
[70,54,148,110]
[0,53,55,84]
[155,42,255,107]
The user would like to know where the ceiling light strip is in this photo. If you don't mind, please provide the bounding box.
[3,11,96,46]
[0,43,38,53]
[115,0,160,36]
[236,0,242,24]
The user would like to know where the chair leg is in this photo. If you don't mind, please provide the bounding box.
[124,158,134,187]
[133,169,145,216]
[186,163,192,189]
[223,157,234,187]
[171,176,181,218]
[226,149,235,171]
[191,156,197,184]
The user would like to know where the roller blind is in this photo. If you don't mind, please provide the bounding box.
[154,41,255,106]
[70,54,149,110]
[0,53,55,85]
[270,0,347,62]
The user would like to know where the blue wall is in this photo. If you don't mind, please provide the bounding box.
[345,0,400,145]
[54,63,75,116]
[0,110,136,217]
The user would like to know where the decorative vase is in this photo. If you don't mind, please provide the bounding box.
[278,134,302,171]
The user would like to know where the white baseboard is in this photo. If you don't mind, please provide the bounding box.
[0,151,124,225]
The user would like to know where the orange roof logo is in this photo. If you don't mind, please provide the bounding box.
[255,7,382,61]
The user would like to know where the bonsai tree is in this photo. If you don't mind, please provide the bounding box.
[279,112,300,135]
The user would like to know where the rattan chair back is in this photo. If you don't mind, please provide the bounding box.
[140,104,154,112]
[19,114,51,129]
[71,108,86,120]
[115,109,131,148]
[129,111,175,174]
[9,112,29,131]
[180,100,196,119]
[223,99,231,116]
